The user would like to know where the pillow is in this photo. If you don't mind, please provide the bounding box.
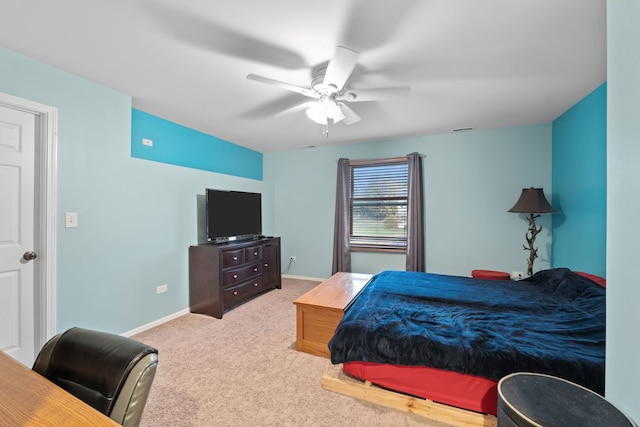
[575,271,606,288]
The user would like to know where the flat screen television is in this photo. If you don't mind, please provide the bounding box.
[206,189,262,244]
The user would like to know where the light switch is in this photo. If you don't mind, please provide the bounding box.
[65,212,78,228]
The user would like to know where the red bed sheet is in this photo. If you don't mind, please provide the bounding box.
[342,361,498,415]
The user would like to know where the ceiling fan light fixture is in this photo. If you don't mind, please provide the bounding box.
[326,100,345,123]
[305,103,328,125]
[305,96,345,125]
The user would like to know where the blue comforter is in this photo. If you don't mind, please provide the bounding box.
[328,268,605,394]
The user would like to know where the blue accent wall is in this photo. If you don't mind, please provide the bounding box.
[551,83,606,276]
[131,109,263,181]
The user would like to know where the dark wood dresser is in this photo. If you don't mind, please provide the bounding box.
[189,237,281,318]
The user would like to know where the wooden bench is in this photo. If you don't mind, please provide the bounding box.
[293,272,372,358]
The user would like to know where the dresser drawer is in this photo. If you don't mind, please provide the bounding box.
[223,278,263,306]
[222,262,262,287]
[222,249,245,268]
[245,245,262,262]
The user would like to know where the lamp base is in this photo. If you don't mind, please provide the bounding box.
[523,214,542,276]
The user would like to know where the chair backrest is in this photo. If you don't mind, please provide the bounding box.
[33,327,158,427]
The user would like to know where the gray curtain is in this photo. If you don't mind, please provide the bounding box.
[406,152,425,271]
[332,158,351,274]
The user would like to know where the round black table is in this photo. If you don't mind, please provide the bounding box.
[497,372,636,427]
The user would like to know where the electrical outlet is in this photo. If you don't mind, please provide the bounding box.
[289,256,296,262]
[65,212,78,228]
[156,284,168,294]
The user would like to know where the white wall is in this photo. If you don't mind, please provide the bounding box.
[606,1,640,421]
[265,124,552,279]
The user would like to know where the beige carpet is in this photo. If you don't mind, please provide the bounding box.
[134,278,452,427]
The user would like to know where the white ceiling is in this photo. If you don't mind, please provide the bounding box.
[0,0,606,153]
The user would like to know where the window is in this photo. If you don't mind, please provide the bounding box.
[349,157,408,252]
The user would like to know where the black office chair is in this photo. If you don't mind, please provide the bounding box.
[32,327,158,427]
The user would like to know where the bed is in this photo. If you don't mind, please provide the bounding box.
[327,268,606,415]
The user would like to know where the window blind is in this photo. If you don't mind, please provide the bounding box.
[349,159,408,251]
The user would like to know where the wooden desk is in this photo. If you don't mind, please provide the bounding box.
[293,272,372,358]
[0,351,119,426]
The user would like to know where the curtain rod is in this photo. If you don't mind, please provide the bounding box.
[337,153,424,165]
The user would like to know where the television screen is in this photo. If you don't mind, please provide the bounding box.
[206,189,262,243]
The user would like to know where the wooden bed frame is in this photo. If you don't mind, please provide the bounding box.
[296,273,499,425]
[321,362,497,427]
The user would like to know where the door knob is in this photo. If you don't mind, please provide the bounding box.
[23,251,38,261]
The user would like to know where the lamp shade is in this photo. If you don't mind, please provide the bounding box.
[508,187,556,214]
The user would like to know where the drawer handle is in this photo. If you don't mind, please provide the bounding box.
[253,251,258,256]
[233,256,238,261]
[253,267,258,272]
[253,283,258,287]
[233,274,238,279]
[233,291,238,295]
[264,263,268,267]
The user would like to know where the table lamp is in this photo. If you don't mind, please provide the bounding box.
[508,187,556,276]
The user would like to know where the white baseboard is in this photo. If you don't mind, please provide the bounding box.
[282,274,326,282]
[122,276,325,338]
[120,274,327,337]
[122,308,190,337]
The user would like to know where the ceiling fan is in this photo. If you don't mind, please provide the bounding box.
[247,46,410,134]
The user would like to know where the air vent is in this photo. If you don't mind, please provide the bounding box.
[452,127,474,132]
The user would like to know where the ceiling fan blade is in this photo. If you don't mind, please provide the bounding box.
[276,101,316,116]
[339,0,423,52]
[338,103,361,125]
[247,74,318,98]
[145,3,307,69]
[323,46,360,91]
[339,86,411,102]
[239,94,310,119]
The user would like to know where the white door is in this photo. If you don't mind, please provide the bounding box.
[0,104,36,366]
